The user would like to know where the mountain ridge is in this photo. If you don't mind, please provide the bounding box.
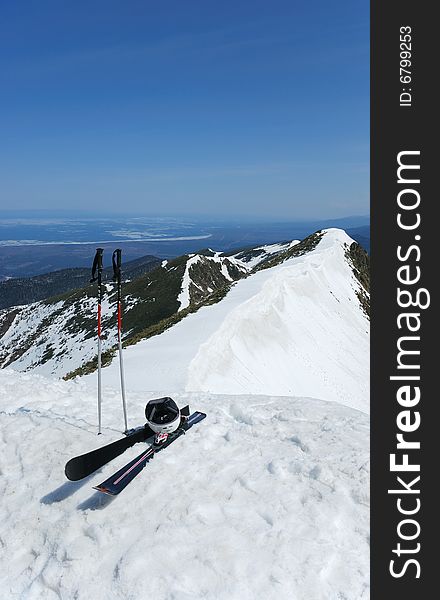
[0,228,369,406]
[0,238,294,377]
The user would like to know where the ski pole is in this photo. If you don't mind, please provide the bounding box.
[112,248,129,433]
[91,248,104,434]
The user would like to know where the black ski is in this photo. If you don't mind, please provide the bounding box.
[65,425,155,481]
[93,411,206,496]
[65,405,190,481]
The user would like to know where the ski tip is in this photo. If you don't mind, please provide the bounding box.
[93,485,116,496]
[64,462,80,482]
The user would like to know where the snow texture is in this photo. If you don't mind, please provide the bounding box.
[0,291,119,377]
[95,229,369,414]
[177,254,201,310]
[233,241,298,270]
[0,228,369,598]
[0,245,256,377]
[0,369,369,600]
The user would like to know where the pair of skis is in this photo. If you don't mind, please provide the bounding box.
[84,250,208,496]
[65,407,206,495]
[90,248,127,434]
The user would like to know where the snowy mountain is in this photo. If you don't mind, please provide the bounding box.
[0,369,369,600]
[0,228,370,599]
[87,228,369,413]
[0,228,369,409]
[0,239,297,378]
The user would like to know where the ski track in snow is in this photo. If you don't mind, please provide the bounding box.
[0,370,369,600]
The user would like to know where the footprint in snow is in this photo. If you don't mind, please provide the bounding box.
[288,435,309,453]
[258,512,274,527]
[308,465,322,480]
[228,404,253,426]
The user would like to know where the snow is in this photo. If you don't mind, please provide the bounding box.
[0,228,369,598]
[177,255,201,310]
[0,291,118,377]
[220,261,234,281]
[233,241,299,270]
[0,369,369,600]
[0,239,300,378]
[94,229,369,414]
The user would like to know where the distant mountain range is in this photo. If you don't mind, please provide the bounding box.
[0,216,369,279]
[0,223,369,311]
[0,255,160,310]
[0,229,369,393]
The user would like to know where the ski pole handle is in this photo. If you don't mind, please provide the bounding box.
[112,248,122,281]
[90,248,104,283]
[112,248,122,302]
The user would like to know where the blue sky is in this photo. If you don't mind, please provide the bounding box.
[0,1,369,219]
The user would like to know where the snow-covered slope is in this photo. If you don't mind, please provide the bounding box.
[0,369,369,600]
[0,253,247,377]
[0,245,283,378]
[0,228,370,598]
[93,229,369,413]
[0,293,116,376]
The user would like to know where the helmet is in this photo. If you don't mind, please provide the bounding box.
[145,397,181,434]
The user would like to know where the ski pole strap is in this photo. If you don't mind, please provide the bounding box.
[112,248,122,283]
[90,248,104,283]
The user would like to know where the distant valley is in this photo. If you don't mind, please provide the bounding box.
[0,213,369,279]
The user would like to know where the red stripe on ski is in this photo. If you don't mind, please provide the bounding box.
[113,448,155,485]
[93,412,206,495]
